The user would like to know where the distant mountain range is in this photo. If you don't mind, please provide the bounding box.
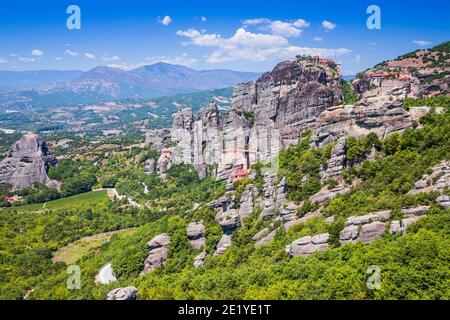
[0,63,260,107]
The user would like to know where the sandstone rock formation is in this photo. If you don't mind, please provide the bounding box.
[169,58,343,181]
[0,133,59,191]
[214,234,232,257]
[437,195,450,209]
[187,221,206,249]
[408,161,450,195]
[320,137,346,182]
[287,233,329,256]
[340,210,392,245]
[141,234,170,275]
[390,216,425,235]
[107,286,138,300]
[144,159,155,174]
[193,251,207,268]
[255,230,277,248]
[400,206,430,216]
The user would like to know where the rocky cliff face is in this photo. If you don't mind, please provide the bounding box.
[167,58,344,180]
[0,133,59,191]
[164,51,448,183]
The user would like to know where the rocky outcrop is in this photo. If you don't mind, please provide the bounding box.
[169,58,343,181]
[437,195,450,209]
[210,192,235,216]
[286,233,329,256]
[214,234,231,257]
[238,185,258,219]
[107,287,138,300]
[193,251,207,268]
[284,209,322,232]
[390,216,425,235]
[144,159,155,174]
[217,209,241,233]
[167,55,439,184]
[408,161,450,195]
[340,210,392,245]
[187,221,206,249]
[141,234,170,275]
[320,137,346,182]
[279,202,299,222]
[340,222,386,245]
[0,133,59,191]
[400,206,430,216]
[309,185,350,203]
[255,230,277,248]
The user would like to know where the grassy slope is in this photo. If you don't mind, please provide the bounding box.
[3,191,109,213]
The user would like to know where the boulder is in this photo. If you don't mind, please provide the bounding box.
[437,195,450,209]
[144,159,155,174]
[400,206,430,216]
[340,220,387,245]
[147,234,171,250]
[252,228,270,241]
[218,209,241,233]
[187,221,206,239]
[141,234,171,275]
[287,233,329,257]
[358,222,387,244]
[193,251,207,268]
[255,230,276,248]
[214,234,232,257]
[187,221,206,249]
[107,287,138,300]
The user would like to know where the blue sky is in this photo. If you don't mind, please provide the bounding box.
[0,0,449,74]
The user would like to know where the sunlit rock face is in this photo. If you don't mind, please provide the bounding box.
[168,58,343,181]
[0,133,59,191]
[166,56,432,181]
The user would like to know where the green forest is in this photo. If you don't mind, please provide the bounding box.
[0,108,448,300]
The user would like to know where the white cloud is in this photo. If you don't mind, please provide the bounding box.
[322,20,337,31]
[84,53,96,59]
[159,16,172,26]
[293,19,310,28]
[102,54,120,61]
[146,53,198,67]
[32,49,44,57]
[54,57,62,61]
[413,40,432,47]
[176,27,351,64]
[0,57,8,64]
[313,37,323,42]
[268,21,304,37]
[19,57,36,62]
[9,53,19,57]
[242,18,271,26]
[242,18,309,38]
[65,49,79,56]
[201,16,207,23]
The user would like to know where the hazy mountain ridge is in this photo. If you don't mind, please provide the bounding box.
[0,63,260,107]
